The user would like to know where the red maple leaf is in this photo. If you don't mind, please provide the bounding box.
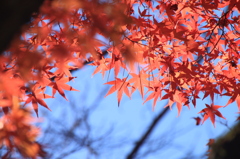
[128,70,148,98]
[193,117,201,126]
[105,77,131,106]
[24,88,52,117]
[198,104,226,126]
[48,75,79,100]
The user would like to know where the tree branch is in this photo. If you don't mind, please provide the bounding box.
[126,107,169,159]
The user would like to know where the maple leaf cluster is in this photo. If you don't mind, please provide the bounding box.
[0,0,239,157]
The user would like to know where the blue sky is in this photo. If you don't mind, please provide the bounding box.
[38,64,239,159]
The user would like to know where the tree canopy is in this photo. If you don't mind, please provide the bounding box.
[0,0,239,158]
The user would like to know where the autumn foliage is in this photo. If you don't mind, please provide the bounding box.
[0,0,239,157]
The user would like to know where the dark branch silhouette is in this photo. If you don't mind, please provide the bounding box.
[126,107,169,159]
